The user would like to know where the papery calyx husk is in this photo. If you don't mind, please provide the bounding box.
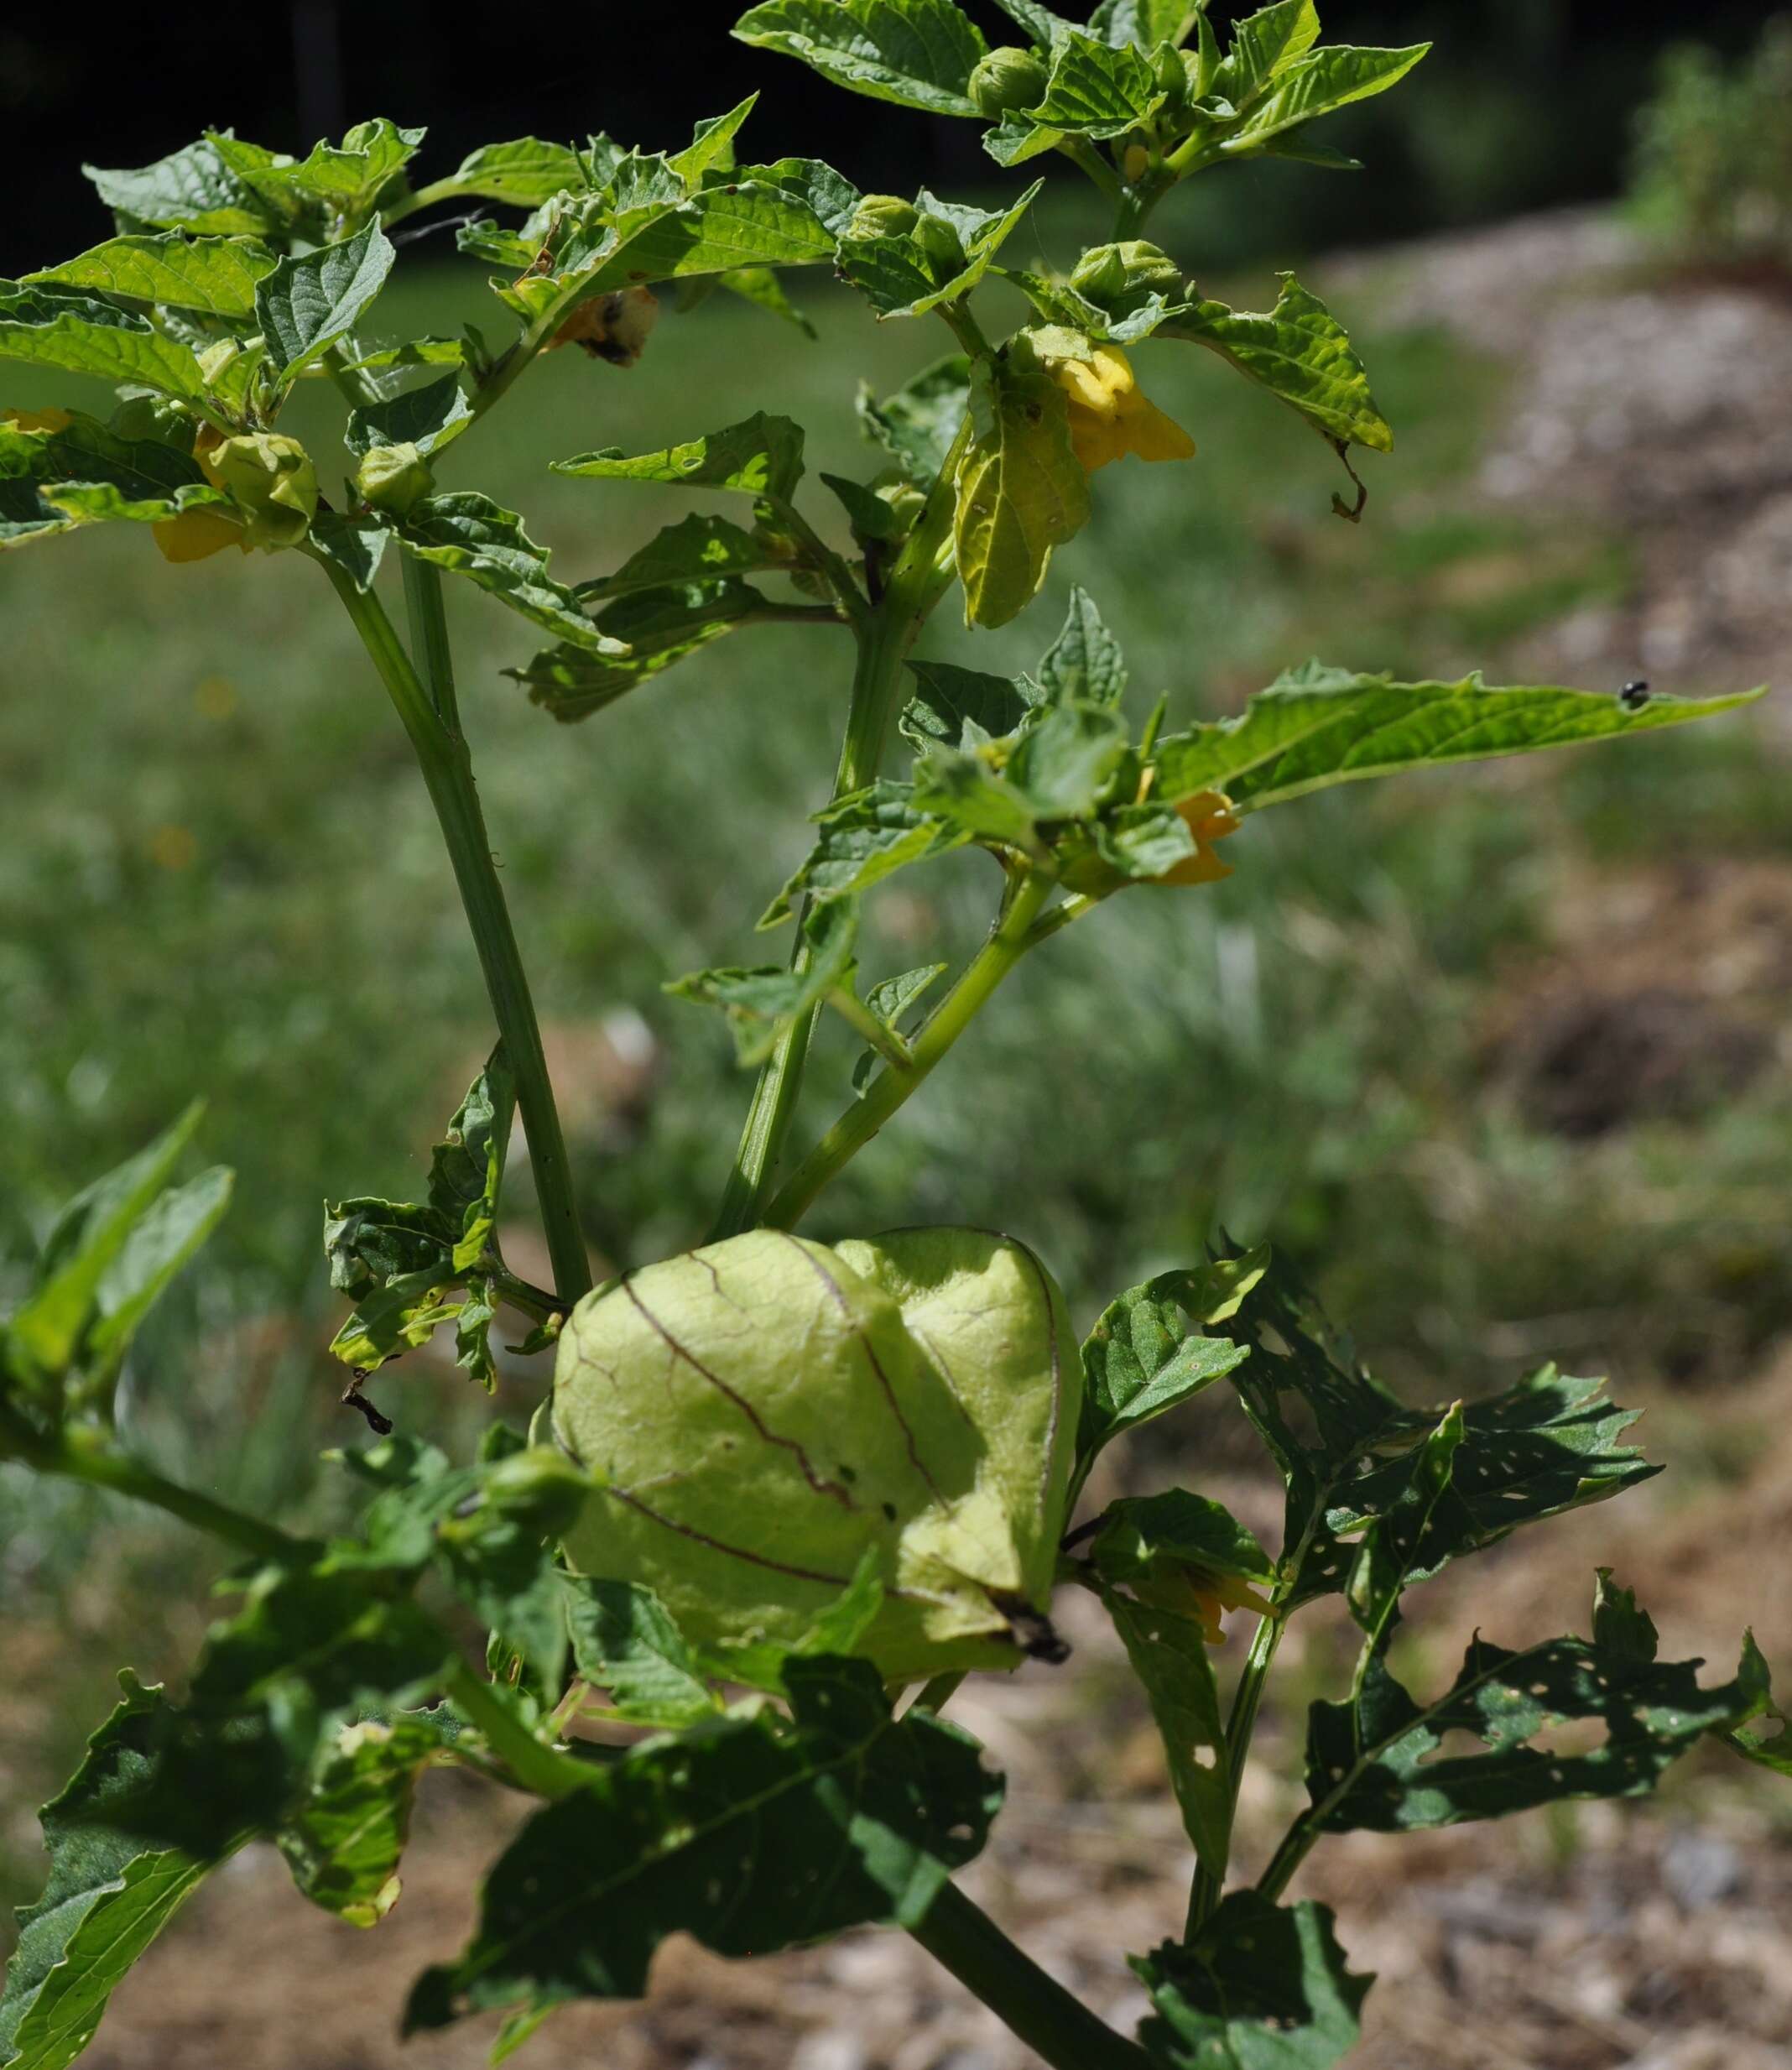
[552,1226,1080,1682]
[197,430,318,549]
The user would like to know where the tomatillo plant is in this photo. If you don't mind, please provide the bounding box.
[0,6,1783,2068]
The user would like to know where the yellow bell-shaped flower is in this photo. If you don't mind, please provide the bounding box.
[1160,788,1240,887]
[1050,344,1195,473]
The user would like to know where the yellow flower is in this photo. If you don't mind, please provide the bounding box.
[153,508,247,563]
[3,406,73,434]
[1146,1564,1274,1645]
[1160,789,1240,887]
[1050,343,1195,472]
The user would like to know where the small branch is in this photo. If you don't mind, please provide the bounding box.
[709,415,973,1240]
[762,872,1052,1230]
[6,1415,303,1564]
[825,985,914,1070]
[446,1664,595,1800]
[907,1670,965,1717]
[1057,136,1123,201]
[908,1884,1153,2070]
[1186,1609,1283,1933]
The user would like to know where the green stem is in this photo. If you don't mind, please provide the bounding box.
[763,872,1051,1231]
[446,1664,594,1799]
[1059,136,1123,201]
[323,561,591,1306]
[826,984,912,1068]
[908,1885,1153,2070]
[1186,1610,1284,1933]
[909,1670,966,1716]
[402,552,461,731]
[3,1413,301,1563]
[709,418,971,1239]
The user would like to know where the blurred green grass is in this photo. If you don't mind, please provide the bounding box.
[2,235,1789,1885]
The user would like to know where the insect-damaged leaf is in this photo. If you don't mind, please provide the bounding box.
[323,1046,516,1384]
[399,493,615,651]
[276,1713,453,1928]
[1135,1891,1372,2070]
[1304,1571,1757,1834]
[405,1658,1001,2031]
[1206,1251,1661,1609]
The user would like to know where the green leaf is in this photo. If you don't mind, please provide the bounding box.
[0,1676,242,2070]
[84,138,272,237]
[1152,663,1767,816]
[210,121,424,224]
[762,781,968,924]
[579,513,782,600]
[405,1657,1000,2029]
[1089,0,1196,48]
[276,1714,449,1927]
[732,0,989,116]
[1099,1586,1229,1867]
[988,0,1077,47]
[343,371,471,458]
[438,138,592,206]
[821,470,906,542]
[7,1104,205,1400]
[324,1048,514,1381]
[1076,1253,1264,1475]
[1220,43,1430,155]
[514,179,838,322]
[1003,700,1131,816]
[0,284,207,403]
[1305,1573,1756,1834]
[668,900,860,1065]
[399,492,612,650]
[1033,30,1163,136]
[561,1577,721,1728]
[509,579,767,722]
[24,234,275,321]
[669,96,761,185]
[900,660,1038,750]
[1159,274,1392,455]
[81,1166,232,1383]
[1216,0,1322,103]
[1036,584,1128,705]
[254,221,395,382]
[954,344,1091,629]
[1089,1490,1275,1593]
[0,413,227,551]
[857,354,970,483]
[1342,1405,1463,1645]
[554,409,804,503]
[1724,1634,1792,1776]
[308,513,391,591]
[1211,1253,1660,1609]
[838,183,1041,318]
[865,963,946,1028]
[1136,1892,1372,2070]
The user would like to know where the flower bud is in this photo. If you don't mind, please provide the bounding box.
[847,193,920,242]
[197,430,318,550]
[914,212,967,274]
[969,44,1050,118]
[552,1227,1080,1682]
[1069,241,1184,312]
[355,440,434,517]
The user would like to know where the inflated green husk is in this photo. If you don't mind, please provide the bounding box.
[552,1227,1078,1682]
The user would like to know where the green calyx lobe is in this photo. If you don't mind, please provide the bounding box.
[551,1226,1078,1682]
[970,46,1050,118]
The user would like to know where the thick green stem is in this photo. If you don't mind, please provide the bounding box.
[763,872,1052,1230]
[323,562,591,1306]
[908,1884,1153,2070]
[710,421,969,1239]
[402,551,461,731]
[1186,1610,1284,1932]
[3,1413,301,1563]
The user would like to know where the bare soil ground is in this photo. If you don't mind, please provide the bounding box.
[18,211,1792,2070]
